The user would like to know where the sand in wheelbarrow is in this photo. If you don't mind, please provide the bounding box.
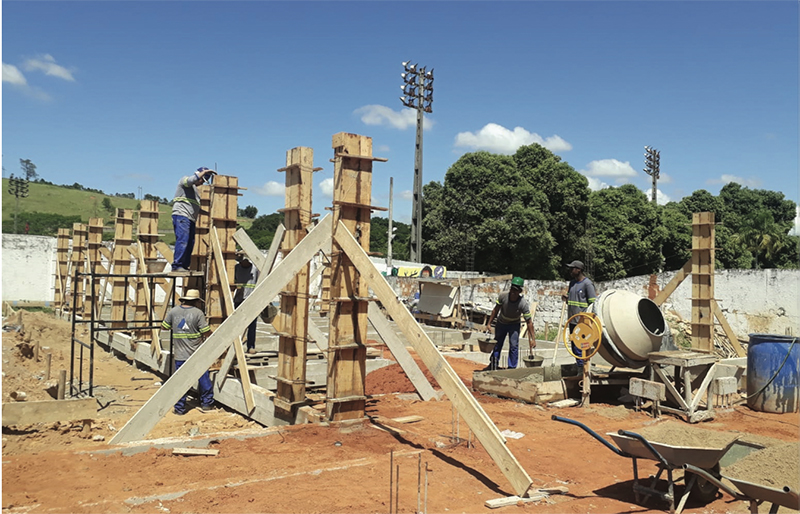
[724,442,800,489]
[633,420,739,448]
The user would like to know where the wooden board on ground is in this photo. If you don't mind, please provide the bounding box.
[172,448,219,456]
[472,371,570,405]
[2,398,97,426]
[391,415,424,424]
[485,487,569,509]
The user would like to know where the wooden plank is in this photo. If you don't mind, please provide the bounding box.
[485,487,569,509]
[422,274,513,287]
[233,228,267,270]
[689,363,717,412]
[711,300,746,357]
[2,398,96,426]
[136,245,163,359]
[307,321,328,352]
[653,365,690,411]
[109,214,332,444]
[391,415,424,424]
[155,241,174,264]
[334,221,534,498]
[368,302,438,401]
[211,227,255,414]
[654,260,692,306]
[172,448,219,456]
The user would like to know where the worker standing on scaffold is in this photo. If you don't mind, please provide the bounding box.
[484,276,535,370]
[170,167,216,274]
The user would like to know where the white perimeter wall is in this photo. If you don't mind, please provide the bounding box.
[3,234,798,336]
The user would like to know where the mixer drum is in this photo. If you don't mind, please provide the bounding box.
[588,289,666,369]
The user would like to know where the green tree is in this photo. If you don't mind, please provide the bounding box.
[513,144,590,276]
[422,151,554,277]
[240,205,258,219]
[370,216,410,261]
[733,209,785,269]
[588,184,664,281]
[246,212,283,249]
[2,212,81,236]
[102,197,114,214]
[20,159,38,181]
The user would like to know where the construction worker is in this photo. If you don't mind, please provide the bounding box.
[484,276,535,370]
[170,167,216,273]
[563,260,597,370]
[161,289,214,415]
[234,251,259,354]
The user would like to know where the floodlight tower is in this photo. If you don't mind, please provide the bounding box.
[644,146,660,204]
[400,60,433,263]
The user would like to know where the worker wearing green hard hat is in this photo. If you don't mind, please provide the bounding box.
[484,276,535,370]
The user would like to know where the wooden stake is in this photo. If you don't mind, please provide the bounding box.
[57,369,67,400]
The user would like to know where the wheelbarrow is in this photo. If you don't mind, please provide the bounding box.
[683,462,799,513]
[552,415,739,514]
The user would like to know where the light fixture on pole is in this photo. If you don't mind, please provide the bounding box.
[7,174,29,233]
[400,61,433,263]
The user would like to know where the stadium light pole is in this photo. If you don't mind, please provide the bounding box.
[400,61,433,263]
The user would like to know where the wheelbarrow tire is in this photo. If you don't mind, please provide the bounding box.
[689,463,721,503]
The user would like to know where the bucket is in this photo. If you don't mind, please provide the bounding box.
[523,356,544,368]
[746,334,799,414]
[478,338,496,354]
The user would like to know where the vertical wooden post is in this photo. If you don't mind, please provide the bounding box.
[275,147,317,413]
[86,217,105,319]
[71,223,88,314]
[134,201,160,338]
[111,209,134,329]
[691,212,715,351]
[326,133,383,421]
[55,229,71,308]
[188,186,212,291]
[206,176,240,332]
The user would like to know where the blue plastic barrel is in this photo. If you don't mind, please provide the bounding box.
[746,334,799,414]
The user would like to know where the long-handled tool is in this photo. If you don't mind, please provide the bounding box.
[550,301,567,367]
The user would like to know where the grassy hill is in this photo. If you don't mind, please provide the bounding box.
[2,179,175,242]
[2,179,254,244]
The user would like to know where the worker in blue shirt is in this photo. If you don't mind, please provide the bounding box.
[563,260,597,370]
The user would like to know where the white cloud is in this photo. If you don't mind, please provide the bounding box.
[354,105,434,131]
[399,190,413,201]
[319,178,334,198]
[23,54,75,81]
[376,144,390,153]
[586,176,609,191]
[2,63,27,85]
[659,172,673,184]
[253,181,285,197]
[644,188,671,205]
[453,123,572,155]
[790,206,800,236]
[706,174,761,188]
[582,159,637,178]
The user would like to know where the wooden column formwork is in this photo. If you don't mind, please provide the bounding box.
[326,133,386,421]
[55,228,71,309]
[691,212,715,351]
[85,217,105,319]
[274,147,319,413]
[188,186,213,291]
[111,209,134,329]
[70,223,88,314]
[134,201,161,338]
[206,176,240,332]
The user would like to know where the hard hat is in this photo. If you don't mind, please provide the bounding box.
[511,276,524,288]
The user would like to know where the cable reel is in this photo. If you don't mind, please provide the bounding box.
[563,312,603,360]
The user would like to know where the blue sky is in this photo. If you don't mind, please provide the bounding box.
[3,1,798,231]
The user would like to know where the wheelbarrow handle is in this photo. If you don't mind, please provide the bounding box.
[551,415,629,457]
[618,430,670,469]
[682,464,749,501]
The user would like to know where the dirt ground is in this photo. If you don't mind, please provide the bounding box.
[3,310,799,514]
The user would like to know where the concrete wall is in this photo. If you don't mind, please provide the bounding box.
[3,234,797,337]
[2,234,57,303]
